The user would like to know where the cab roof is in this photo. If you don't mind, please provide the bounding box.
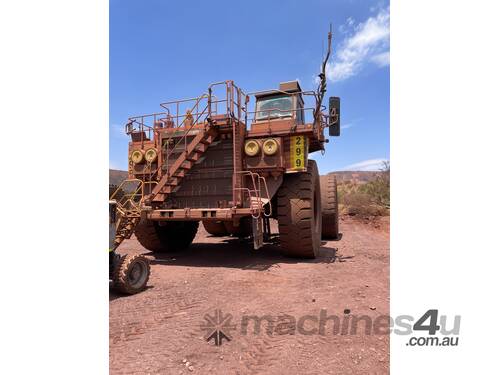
[254,80,302,98]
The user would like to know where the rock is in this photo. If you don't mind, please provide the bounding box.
[370,306,376,310]
[188,365,194,371]
[312,298,316,302]
[182,359,187,364]
[343,308,351,314]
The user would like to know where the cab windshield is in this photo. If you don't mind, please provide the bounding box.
[255,95,293,120]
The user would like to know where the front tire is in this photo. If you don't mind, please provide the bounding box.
[112,254,150,294]
[277,160,322,258]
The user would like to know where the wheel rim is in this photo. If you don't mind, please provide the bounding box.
[127,260,148,288]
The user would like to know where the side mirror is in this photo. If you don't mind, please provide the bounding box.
[329,96,340,136]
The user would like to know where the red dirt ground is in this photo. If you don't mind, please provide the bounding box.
[110,216,389,374]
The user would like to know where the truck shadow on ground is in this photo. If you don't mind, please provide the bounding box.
[146,233,353,271]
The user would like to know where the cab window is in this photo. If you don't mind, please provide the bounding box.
[255,95,293,120]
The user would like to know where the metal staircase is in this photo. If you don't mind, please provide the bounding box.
[150,124,218,203]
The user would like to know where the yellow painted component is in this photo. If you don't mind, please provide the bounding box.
[130,149,144,164]
[263,138,279,156]
[244,139,260,156]
[144,148,158,162]
[290,135,307,170]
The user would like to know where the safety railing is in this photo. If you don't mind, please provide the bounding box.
[109,179,157,216]
[126,111,166,143]
[160,95,214,128]
[234,171,272,218]
[207,81,248,124]
[162,101,211,175]
[126,81,248,139]
[155,81,248,176]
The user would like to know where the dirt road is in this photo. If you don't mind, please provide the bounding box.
[110,216,389,374]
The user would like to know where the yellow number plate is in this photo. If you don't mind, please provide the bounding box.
[290,135,307,170]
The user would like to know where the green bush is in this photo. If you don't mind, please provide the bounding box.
[337,163,390,216]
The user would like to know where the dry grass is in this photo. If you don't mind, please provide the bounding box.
[337,165,390,217]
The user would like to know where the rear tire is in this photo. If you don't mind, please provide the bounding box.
[320,174,339,239]
[277,160,322,258]
[202,221,229,237]
[135,219,198,252]
[113,254,150,294]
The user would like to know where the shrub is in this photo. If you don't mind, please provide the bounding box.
[337,162,390,216]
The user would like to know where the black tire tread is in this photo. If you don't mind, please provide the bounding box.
[113,254,150,295]
[135,219,199,252]
[202,221,229,237]
[277,160,321,258]
[320,174,339,239]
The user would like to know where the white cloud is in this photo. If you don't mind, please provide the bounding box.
[327,7,390,83]
[371,51,390,67]
[342,158,388,171]
[341,122,354,130]
[339,17,355,34]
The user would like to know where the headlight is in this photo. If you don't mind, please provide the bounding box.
[144,148,158,162]
[244,140,260,156]
[130,150,144,164]
[263,138,279,155]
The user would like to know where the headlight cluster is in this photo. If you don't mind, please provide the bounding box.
[244,138,279,156]
[244,140,260,156]
[130,148,157,164]
[144,148,158,162]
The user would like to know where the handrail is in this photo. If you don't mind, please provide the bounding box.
[234,171,271,218]
[163,102,210,170]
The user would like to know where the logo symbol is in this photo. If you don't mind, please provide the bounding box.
[200,309,236,346]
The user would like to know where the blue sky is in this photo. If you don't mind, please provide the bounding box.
[110,0,389,174]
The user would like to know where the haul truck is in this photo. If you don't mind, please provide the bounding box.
[110,29,340,263]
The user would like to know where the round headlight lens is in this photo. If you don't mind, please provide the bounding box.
[244,140,260,156]
[144,148,158,162]
[263,138,279,155]
[130,150,144,164]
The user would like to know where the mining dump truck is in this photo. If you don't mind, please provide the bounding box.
[111,30,340,258]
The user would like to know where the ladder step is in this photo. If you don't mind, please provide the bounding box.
[180,161,194,169]
[186,154,200,162]
[200,135,214,145]
[173,170,185,177]
[195,144,208,153]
